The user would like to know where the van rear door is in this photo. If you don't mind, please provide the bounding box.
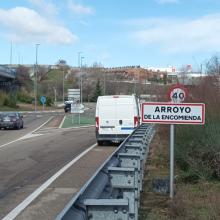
[115,97,135,135]
[99,98,117,135]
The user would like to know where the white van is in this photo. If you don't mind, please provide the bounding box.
[95,95,140,145]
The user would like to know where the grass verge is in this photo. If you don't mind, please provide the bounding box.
[139,125,220,220]
[62,114,95,128]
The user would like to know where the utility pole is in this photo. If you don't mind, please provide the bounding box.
[77,52,82,125]
[63,70,65,103]
[53,87,57,104]
[104,70,106,95]
[10,41,12,66]
[78,52,82,93]
[35,43,40,112]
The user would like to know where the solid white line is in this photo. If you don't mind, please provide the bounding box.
[2,143,97,220]
[29,116,54,134]
[61,125,95,130]
[59,115,66,128]
[0,116,53,150]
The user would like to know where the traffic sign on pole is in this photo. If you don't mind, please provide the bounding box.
[168,84,188,103]
[40,96,46,104]
[40,96,46,111]
[141,84,205,199]
[68,89,80,101]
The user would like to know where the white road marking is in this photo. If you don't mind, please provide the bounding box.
[59,115,66,128]
[2,143,97,220]
[19,133,43,140]
[61,125,95,130]
[29,116,54,134]
[0,117,53,149]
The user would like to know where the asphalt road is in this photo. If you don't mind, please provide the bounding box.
[0,123,98,219]
[0,114,52,146]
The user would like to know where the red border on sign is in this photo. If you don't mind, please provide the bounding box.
[141,102,205,125]
[167,84,189,102]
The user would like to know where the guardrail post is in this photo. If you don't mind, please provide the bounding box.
[84,199,129,220]
[108,167,138,220]
[118,153,142,192]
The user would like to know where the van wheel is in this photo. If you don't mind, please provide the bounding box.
[97,141,104,146]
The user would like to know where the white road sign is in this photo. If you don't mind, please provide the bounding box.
[71,103,85,114]
[68,89,80,101]
[142,102,205,124]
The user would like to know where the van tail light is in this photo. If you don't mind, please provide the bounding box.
[95,117,99,130]
[134,116,139,127]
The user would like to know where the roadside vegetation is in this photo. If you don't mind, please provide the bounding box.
[0,61,167,110]
[140,56,220,219]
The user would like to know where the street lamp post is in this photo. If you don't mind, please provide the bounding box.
[78,52,82,101]
[80,56,85,104]
[77,52,82,125]
[35,43,40,112]
[62,70,65,103]
[78,52,82,68]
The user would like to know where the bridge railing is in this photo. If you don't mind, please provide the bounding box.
[56,123,155,220]
[0,66,16,79]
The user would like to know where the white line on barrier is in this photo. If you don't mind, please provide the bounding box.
[2,142,97,220]
[0,116,53,150]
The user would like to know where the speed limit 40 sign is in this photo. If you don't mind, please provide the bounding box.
[168,84,188,103]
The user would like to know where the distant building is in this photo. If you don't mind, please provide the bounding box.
[143,66,176,74]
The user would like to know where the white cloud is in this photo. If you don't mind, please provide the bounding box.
[133,14,220,53]
[156,0,179,4]
[67,0,94,15]
[28,0,58,17]
[0,7,77,44]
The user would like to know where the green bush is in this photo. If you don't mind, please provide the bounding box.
[8,92,17,107]
[46,96,53,106]
[17,91,34,104]
[0,91,8,106]
[175,76,220,182]
[3,96,9,106]
[176,117,220,182]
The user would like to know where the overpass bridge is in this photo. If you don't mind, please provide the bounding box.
[0,65,16,80]
[0,65,16,90]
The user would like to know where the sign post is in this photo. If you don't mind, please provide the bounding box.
[68,89,81,124]
[170,124,174,198]
[71,102,85,125]
[168,84,187,198]
[141,84,205,199]
[40,96,46,111]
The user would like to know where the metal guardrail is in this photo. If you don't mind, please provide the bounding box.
[56,123,155,220]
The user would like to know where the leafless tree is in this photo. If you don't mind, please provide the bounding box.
[16,65,31,82]
[206,56,220,75]
[37,66,48,82]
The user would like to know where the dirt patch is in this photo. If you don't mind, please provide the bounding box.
[139,125,170,220]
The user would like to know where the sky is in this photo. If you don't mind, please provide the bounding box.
[0,0,220,70]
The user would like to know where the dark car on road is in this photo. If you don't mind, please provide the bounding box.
[64,100,73,113]
[0,112,24,129]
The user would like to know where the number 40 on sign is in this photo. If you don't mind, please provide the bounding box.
[168,84,188,103]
